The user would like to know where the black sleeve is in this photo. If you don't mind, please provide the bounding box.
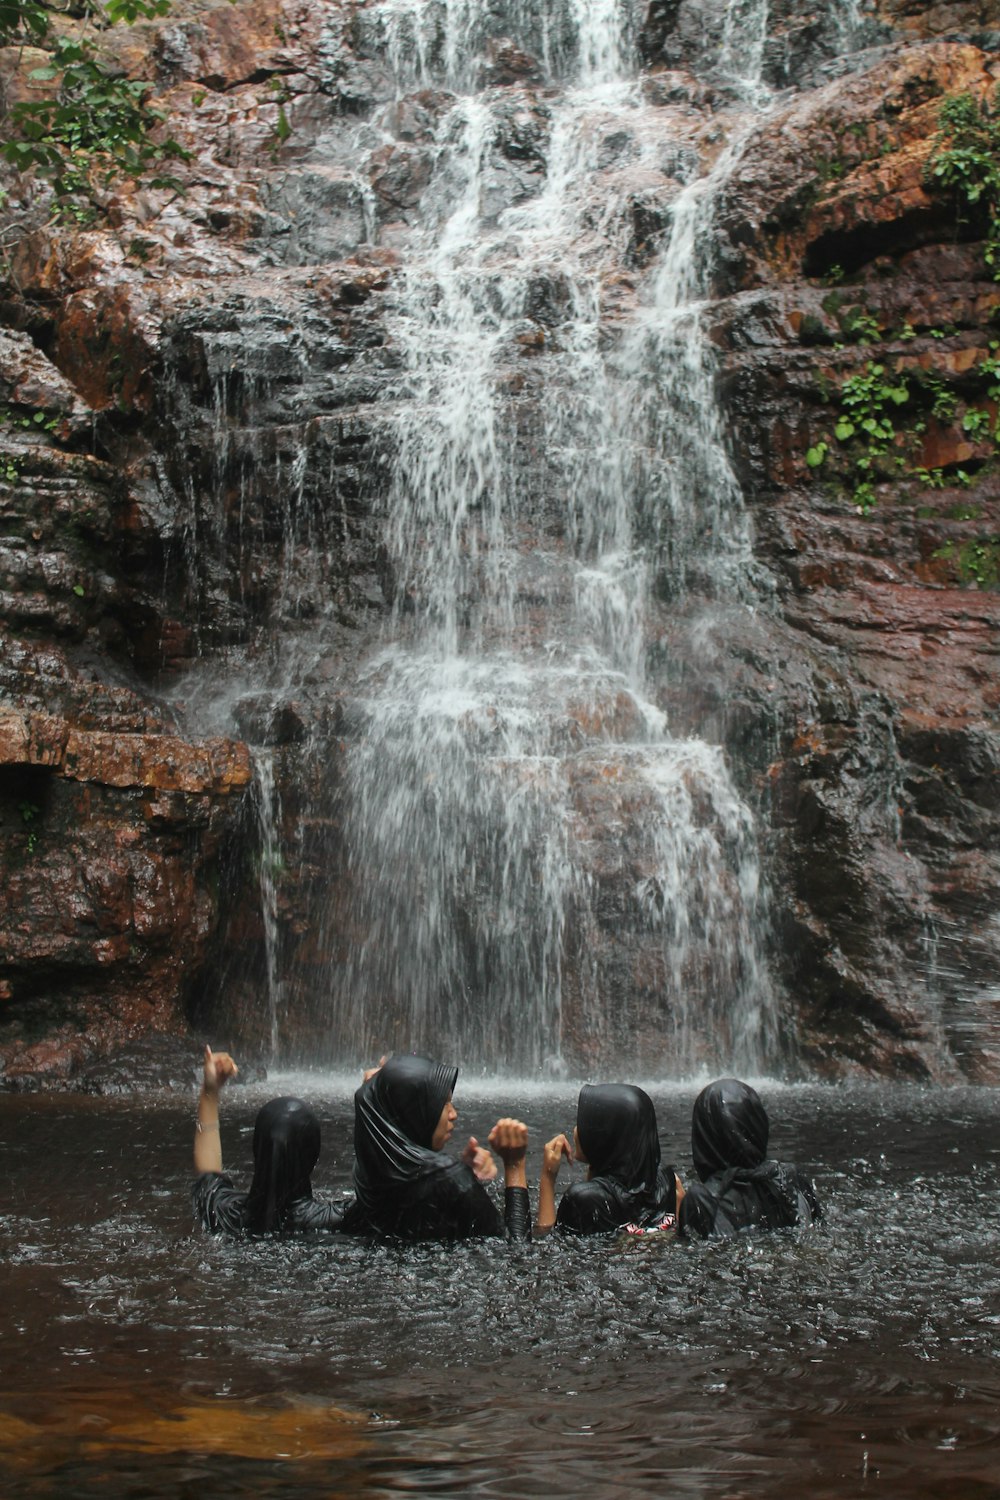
[191,1172,247,1236]
[504,1185,531,1242]
[556,1181,621,1236]
[677,1182,718,1240]
[793,1169,822,1225]
[447,1164,507,1238]
[290,1195,356,1232]
[439,1164,532,1240]
[660,1167,679,1217]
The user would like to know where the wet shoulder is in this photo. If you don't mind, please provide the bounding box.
[191,1172,249,1236]
[557,1179,621,1235]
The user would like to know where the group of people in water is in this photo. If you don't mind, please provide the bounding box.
[192,1047,820,1243]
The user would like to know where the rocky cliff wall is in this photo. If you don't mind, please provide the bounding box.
[1,0,998,1084]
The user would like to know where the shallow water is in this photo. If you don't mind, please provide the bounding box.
[2,1082,1000,1497]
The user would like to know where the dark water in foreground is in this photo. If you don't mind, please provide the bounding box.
[2,1081,999,1498]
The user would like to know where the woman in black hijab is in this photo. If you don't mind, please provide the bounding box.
[535,1083,682,1236]
[678,1077,820,1239]
[345,1052,531,1241]
[191,1047,350,1235]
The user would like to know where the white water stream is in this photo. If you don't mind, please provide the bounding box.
[315,0,782,1075]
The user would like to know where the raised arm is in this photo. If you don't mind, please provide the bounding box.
[488,1117,531,1241]
[193,1045,238,1175]
[534,1133,573,1232]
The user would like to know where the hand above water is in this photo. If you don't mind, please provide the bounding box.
[202,1045,238,1095]
[362,1054,388,1082]
[461,1136,498,1183]
[488,1118,528,1166]
[542,1133,573,1178]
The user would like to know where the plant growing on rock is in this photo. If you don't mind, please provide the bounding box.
[927,87,1000,279]
[0,0,187,217]
[933,536,1000,588]
[807,361,910,512]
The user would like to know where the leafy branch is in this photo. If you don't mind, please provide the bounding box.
[927,87,1000,278]
[0,0,188,218]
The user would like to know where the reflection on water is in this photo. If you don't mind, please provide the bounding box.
[2,1084,1000,1497]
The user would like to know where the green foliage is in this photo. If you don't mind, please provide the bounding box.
[928,87,1000,278]
[18,800,41,856]
[1,406,58,433]
[0,0,48,42]
[842,305,881,343]
[924,373,957,422]
[913,466,949,490]
[0,2,189,213]
[962,407,992,438]
[853,480,876,514]
[103,0,172,23]
[837,362,909,447]
[979,342,1000,397]
[803,362,911,513]
[934,537,1000,587]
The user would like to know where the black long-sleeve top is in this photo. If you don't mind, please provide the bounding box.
[341,1161,531,1242]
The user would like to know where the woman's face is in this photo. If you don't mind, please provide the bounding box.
[431,1097,458,1151]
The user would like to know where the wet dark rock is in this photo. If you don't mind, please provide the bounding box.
[481,39,544,88]
[1,0,999,1085]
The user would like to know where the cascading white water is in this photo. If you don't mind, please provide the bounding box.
[320,0,783,1075]
[251,747,285,1060]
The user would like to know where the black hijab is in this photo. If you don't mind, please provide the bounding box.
[577,1083,661,1192]
[682,1078,820,1238]
[556,1083,673,1233]
[243,1096,321,1232]
[352,1053,459,1221]
[691,1078,769,1180]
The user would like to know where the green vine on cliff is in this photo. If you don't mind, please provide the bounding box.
[927,87,1000,279]
[806,361,910,513]
[0,1,188,217]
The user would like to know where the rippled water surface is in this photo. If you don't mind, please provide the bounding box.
[2,1082,1000,1497]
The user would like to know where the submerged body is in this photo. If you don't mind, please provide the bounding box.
[190,1050,349,1237]
[538,1083,681,1236]
[679,1078,820,1239]
[345,1053,531,1242]
[192,1097,350,1236]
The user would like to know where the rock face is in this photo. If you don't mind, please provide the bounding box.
[1,0,998,1084]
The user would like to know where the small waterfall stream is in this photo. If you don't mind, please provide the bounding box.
[312,0,781,1075]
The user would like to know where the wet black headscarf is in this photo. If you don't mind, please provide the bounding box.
[556,1083,673,1233]
[691,1077,769,1180]
[577,1084,661,1192]
[682,1077,821,1238]
[352,1053,459,1223]
[243,1096,322,1232]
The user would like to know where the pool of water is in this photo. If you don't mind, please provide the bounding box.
[2,1080,1000,1497]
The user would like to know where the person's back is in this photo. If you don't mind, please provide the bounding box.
[190,1048,349,1237]
[536,1083,681,1236]
[678,1078,820,1240]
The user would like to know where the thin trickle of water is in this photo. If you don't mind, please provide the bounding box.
[718,0,771,103]
[251,748,284,1060]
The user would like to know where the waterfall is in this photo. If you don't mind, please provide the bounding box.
[311,0,783,1077]
[252,748,285,1060]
